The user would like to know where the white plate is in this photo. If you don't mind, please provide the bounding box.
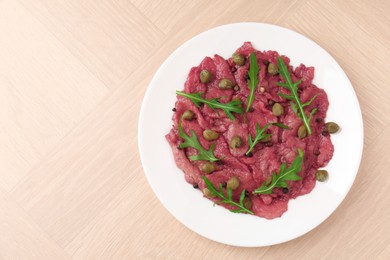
[138,23,363,247]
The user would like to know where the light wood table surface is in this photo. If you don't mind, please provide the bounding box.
[0,0,388,259]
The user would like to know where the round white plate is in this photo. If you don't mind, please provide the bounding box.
[138,23,363,247]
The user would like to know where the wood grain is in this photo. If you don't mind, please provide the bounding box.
[284,0,390,146]
[0,0,108,191]
[18,0,164,87]
[0,187,71,259]
[0,0,388,259]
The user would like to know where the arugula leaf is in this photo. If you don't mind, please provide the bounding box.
[276,57,318,135]
[202,176,254,214]
[246,52,259,112]
[178,120,220,162]
[176,91,243,120]
[253,148,304,194]
[246,122,289,156]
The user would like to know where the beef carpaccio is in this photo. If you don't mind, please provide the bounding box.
[165,42,334,219]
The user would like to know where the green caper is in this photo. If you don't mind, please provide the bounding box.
[203,188,216,198]
[232,53,245,66]
[181,110,195,121]
[243,197,252,210]
[272,103,284,116]
[219,78,234,89]
[325,122,340,134]
[227,176,240,190]
[200,70,212,83]
[315,170,328,182]
[297,125,307,139]
[268,63,279,75]
[203,129,219,141]
[201,162,215,174]
[230,136,243,148]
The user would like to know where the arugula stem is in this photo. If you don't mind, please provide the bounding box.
[253,148,304,194]
[178,120,220,162]
[254,165,295,194]
[176,91,243,120]
[246,123,289,156]
[224,200,254,214]
[202,176,254,214]
[246,52,259,112]
[277,57,314,135]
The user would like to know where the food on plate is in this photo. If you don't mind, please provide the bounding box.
[165,41,339,219]
[315,170,329,182]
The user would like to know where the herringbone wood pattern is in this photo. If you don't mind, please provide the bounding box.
[0,0,388,259]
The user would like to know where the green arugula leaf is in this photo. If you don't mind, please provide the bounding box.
[253,149,304,194]
[277,57,319,135]
[246,52,259,112]
[178,120,220,162]
[302,93,320,108]
[309,108,318,122]
[202,176,254,214]
[246,122,290,156]
[176,91,243,120]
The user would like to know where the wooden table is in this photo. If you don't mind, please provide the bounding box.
[0,0,388,259]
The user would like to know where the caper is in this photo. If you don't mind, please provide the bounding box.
[203,129,219,141]
[230,136,243,149]
[219,78,234,89]
[232,53,245,66]
[297,125,307,139]
[272,103,284,116]
[315,170,328,182]
[325,122,340,134]
[200,162,215,174]
[203,188,216,198]
[268,63,279,75]
[227,176,240,190]
[200,70,212,83]
[181,110,195,121]
[243,197,252,210]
